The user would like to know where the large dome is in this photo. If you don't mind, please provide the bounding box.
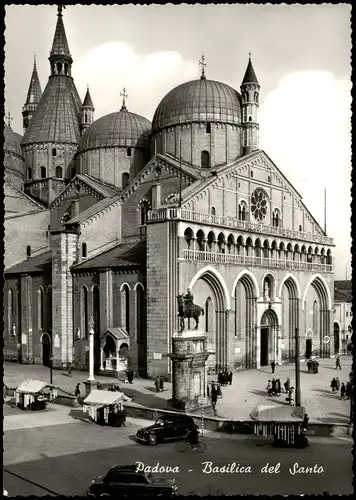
[152,78,241,133]
[78,108,151,152]
[4,123,23,158]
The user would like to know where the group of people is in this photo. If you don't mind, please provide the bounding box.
[217,370,233,386]
[330,377,352,400]
[266,377,295,405]
[154,375,165,392]
[307,359,320,374]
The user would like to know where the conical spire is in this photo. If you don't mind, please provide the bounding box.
[83,85,94,108]
[25,55,42,105]
[242,52,259,85]
[50,5,72,61]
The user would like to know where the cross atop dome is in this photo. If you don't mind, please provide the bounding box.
[120,87,128,111]
[199,54,207,80]
[6,111,13,128]
[57,4,66,17]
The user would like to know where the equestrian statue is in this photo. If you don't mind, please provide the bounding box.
[177,288,204,332]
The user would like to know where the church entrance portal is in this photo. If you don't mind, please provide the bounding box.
[41,334,50,367]
[305,338,312,359]
[260,327,269,366]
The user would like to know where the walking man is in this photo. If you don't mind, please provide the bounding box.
[75,382,81,398]
[159,375,164,392]
[335,356,342,370]
[340,382,346,400]
[154,375,160,393]
[211,382,218,411]
[271,360,276,374]
[67,362,72,378]
[228,370,233,385]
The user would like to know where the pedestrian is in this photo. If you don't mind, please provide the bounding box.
[276,378,281,396]
[330,378,336,393]
[271,360,276,374]
[159,375,164,392]
[284,377,290,393]
[335,356,341,370]
[67,362,72,377]
[336,377,340,392]
[217,383,223,398]
[206,384,210,398]
[302,413,309,433]
[307,359,312,373]
[266,380,272,395]
[340,382,346,400]
[211,383,218,410]
[271,378,277,396]
[346,381,352,400]
[154,375,160,393]
[228,370,233,385]
[286,387,294,405]
[218,372,223,385]
[127,369,134,384]
[75,382,81,398]
[315,360,319,374]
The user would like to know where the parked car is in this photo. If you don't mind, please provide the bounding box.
[136,414,197,445]
[87,464,177,497]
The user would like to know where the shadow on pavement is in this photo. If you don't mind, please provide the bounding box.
[69,408,95,424]
[266,397,291,406]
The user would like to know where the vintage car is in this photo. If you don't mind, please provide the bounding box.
[87,464,177,497]
[136,414,196,445]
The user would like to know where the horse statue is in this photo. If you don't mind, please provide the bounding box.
[177,292,204,332]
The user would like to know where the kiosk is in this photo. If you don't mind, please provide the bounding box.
[15,379,58,411]
[83,389,131,427]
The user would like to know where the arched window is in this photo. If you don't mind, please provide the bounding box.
[206,123,211,134]
[184,227,193,248]
[84,112,88,124]
[238,202,247,221]
[299,225,303,232]
[81,286,88,338]
[211,206,216,216]
[201,150,210,168]
[52,148,57,157]
[55,166,63,178]
[38,288,44,330]
[81,243,87,258]
[64,63,69,75]
[27,245,31,258]
[140,204,149,225]
[56,62,62,74]
[127,147,132,157]
[136,284,145,343]
[40,166,46,178]
[27,167,32,180]
[7,289,13,335]
[272,208,280,227]
[122,172,130,189]
[121,285,130,333]
[93,285,100,338]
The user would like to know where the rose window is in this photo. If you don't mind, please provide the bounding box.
[251,189,268,222]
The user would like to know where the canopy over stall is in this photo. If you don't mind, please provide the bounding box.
[250,405,304,423]
[16,379,57,394]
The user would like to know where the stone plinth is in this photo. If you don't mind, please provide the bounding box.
[83,379,98,397]
[167,330,214,412]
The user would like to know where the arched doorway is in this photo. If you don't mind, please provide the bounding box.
[305,329,313,359]
[260,309,278,367]
[303,276,331,358]
[334,322,340,354]
[41,333,51,367]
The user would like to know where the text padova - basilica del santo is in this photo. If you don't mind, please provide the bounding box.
[3,6,336,380]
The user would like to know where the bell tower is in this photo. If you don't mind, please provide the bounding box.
[240,53,260,155]
[22,55,42,132]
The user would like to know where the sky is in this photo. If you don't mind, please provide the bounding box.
[4,4,351,280]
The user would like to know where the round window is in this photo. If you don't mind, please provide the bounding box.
[251,189,268,222]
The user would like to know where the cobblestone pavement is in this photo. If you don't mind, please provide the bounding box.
[4,355,353,423]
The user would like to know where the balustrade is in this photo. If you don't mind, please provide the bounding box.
[181,249,332,273]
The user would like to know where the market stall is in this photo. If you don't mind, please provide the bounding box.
[83,389,131,427]
[250,405,308,448]
[15,379,58,411]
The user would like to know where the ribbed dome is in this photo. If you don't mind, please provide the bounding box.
[152,79,242,133]
[78,108,151,152]
[4,124,23,158]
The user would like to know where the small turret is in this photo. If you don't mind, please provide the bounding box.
[81,85,95,134]
[22,55,42,132]
[240,53,260,155]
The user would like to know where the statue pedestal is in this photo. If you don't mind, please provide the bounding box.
[83,379,98,397]
[167,330,214,412]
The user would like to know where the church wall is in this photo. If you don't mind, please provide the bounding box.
[153,123,243,169]
[78,204,122,261]
[4,211,50,269]
[3,277,21,361]
[5,185,41,215]
[79,147,148,189]
[4,152,25,190]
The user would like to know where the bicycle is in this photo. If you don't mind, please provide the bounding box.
[176,439,207,453]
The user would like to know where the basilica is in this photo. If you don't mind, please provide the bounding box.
[4,6,336,380]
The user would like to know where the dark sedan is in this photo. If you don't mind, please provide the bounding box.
[136,414,197,445]
[87,464,177,497]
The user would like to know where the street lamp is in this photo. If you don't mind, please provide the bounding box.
[88,316,95,382]
[295,328,301,406]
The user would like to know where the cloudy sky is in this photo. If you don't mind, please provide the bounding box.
[4,4,351,280]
